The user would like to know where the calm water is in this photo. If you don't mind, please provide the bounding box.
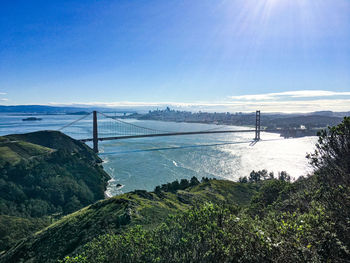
[0,113,317,196]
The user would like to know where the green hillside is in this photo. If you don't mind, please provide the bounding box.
[0,131,110,253]
[58,171,349,262]
[0,178,261,263]
[5,130,101,163]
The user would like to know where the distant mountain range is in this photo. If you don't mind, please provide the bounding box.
[0,105,349,117]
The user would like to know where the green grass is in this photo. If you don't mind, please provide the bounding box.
[0,215,51,255]
[189,179,260,206]
[0,146,21,165]
[0,136,53,166]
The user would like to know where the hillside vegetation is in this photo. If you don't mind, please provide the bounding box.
[0,131,110,253]
[0,178,261,263]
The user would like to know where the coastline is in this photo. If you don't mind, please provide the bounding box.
[122,115,320,139]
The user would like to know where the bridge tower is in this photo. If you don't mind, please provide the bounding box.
[255,110,261,141]
[93,111,98,153]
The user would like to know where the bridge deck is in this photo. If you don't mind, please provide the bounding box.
[80,129,257,142]
[79,128,318,142]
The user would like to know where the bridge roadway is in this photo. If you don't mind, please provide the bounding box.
[79,129,295,142]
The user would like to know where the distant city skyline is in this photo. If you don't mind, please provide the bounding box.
[1,0,349,112]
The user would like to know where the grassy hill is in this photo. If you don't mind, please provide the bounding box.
[0,179,260,263]
[0,131,110,253]
[54,172,348,263]
[4,130,101,163]
[4,168,349,263]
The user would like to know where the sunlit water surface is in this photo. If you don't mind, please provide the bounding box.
[0,114,317,196]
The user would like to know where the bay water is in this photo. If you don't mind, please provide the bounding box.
[0,113,317,196]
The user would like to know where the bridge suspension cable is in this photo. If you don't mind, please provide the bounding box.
[98,111,173,134]
[98,112,238,134]
[58,112,92,131]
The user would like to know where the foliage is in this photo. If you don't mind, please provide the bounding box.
[249,179,290,215]
[0,179,259,262]
[0,131,110,253]
[0,149,109,218]
[62,203,268,263]
[0,215,51,252]
[307,116,350,184]
[62,195,350,263]
[155,176,202,194]
[239,170,289,183]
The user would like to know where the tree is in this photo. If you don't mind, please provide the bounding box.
[180,179,189,189]
[307,117,350,180]
[249,170,260,183]
[154,186,163,198]
[170,180,180,192]
[201,177,210,183]
[239,176,248,183]
[260,169,269,180]
[251,179,289,211]
[189,176,200,186]
[278,171,291,182]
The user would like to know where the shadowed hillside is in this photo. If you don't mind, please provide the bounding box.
[0,131,110,253]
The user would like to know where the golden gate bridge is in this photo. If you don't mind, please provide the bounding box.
[59,110,264,153]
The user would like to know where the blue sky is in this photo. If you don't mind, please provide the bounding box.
[0,0,349,112]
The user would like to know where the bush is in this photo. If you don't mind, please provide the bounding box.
[307,116,350,178]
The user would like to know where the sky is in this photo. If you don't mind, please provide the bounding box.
[0,0,349,112]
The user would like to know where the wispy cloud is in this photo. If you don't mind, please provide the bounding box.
[48,97,350,113]
[0,92,8,102]
[229,90,350,101]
